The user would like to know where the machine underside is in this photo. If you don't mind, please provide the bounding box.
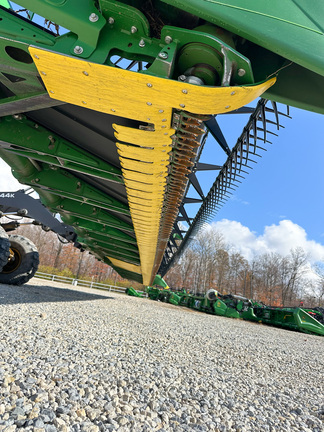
[0,1,323,285]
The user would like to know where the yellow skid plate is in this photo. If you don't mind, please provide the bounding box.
[30,47,275,285]
[30,47,275,119]
[107,257,142,275]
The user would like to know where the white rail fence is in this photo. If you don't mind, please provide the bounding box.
[34,272,147,297]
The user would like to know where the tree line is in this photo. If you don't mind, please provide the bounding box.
[165,228,324,307]
[10,221,324,306]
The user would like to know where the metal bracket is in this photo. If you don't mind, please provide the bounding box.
[161,26,254,86]
[0,115,123,184]
[0,189,76,241]
[16,0,106,58]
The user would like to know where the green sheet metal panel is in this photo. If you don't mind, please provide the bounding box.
[125,287,144,297]
[224,307,240,319]
[161,0,324,76]
[241,308,259,322]
[169,292,181,305]
[213,299,227,316]
[295,308,324,336]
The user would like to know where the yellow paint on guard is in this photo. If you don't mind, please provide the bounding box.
[29,47,276,285]
[107,257,142,275]
[29,47,275,118]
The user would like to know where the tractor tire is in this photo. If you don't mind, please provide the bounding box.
[0,235,39,285]
[0,226,10,273]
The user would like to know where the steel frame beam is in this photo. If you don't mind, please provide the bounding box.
[0,115,123,183]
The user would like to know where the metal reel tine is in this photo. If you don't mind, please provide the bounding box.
[259,103,267,142]
[126,60,137,70]
[256,126,278,137]
[270,100,280,129]
[245,129,250,163]
[264,118,284,128]
[252,118,257,147]
[113,57,123,66]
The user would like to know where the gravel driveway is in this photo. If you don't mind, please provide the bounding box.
[0,279,323,432]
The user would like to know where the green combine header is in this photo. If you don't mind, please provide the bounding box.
[141,287,324,337]
[0,1,323,286]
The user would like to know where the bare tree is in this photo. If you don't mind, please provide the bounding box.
[279,247,308,306]
[227,251,248,295]
[311,264,324,307]
[189,229,227,293]
[254,252,281,304]
[214,248,229,293]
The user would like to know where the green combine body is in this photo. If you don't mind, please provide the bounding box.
[0,1,323,287]
[143,287,324,336]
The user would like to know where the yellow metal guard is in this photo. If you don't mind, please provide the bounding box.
[29,47,275,284]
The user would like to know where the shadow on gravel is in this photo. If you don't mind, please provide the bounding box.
[0,283,113,305]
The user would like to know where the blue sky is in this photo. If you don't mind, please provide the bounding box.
[183,105,324,253]
[220,107,324,241]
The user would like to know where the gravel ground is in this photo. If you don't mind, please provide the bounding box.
[0,279,323,432]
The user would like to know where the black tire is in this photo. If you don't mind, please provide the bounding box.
[0,226,10,273]
[0,235,39,285]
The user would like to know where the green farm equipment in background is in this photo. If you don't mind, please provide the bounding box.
[142,287,324,336]
[0,1,323,286]
[125,286,145,297]
[144,286,181,305]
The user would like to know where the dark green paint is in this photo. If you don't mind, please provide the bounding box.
[161,0,324,76]
[125,287,144,297]
[78,236,140,263]
[161,25,254,85]
[17,0,106,58]
[62,217,137,244]
[0,116,123,183]
[78,231,138,253]
[48,199,134,233]
[13,165,129,216]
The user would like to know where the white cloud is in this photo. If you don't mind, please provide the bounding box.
[210,219,324,264]
[0,159,22,191]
